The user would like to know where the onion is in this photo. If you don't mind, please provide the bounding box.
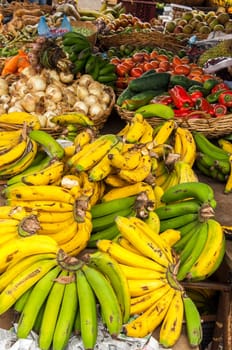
[89,103,104,118]
[21,93,37,112]
[83,94,99,107]
[0,95,11,104]
[101,91,111,106]
[78,74,94,87]
[44,99,57,111]
[76,85,89,101]
[73,101,89,114]
[46,84,63,103]
[8,103,24,113]
[59,71,74,84]
[27,75,47,92]
[20,66,37,79]
[0,78,9,95]
[87,81,103,99]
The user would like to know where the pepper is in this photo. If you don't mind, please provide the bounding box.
[206,89,228,104]
[153,94,173,105]
[195,97,214,115]
[212,103,228,117]
[218,90,232,107]
[189,91,203,103]
[174,107,192,118]
[169,85,194,109]
[211,82,230,94]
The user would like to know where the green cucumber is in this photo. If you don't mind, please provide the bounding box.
[97,73,117,83]
[170,75,203,89]
[131,90,164,101]
[98,64,116,76]
[116,86,135,106]
[128,72,171,93]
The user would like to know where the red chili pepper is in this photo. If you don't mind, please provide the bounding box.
[189,91,203,103]
[211,82,230,94]
[174,108,192,118]
[169,85,194,109]
[218,90,232,107]
[152,94,173,105]
[195,97,214,115]
[212,103,228,117]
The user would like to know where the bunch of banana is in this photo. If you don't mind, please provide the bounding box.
[193,131,232,191]
[173,126,197,167]
[155,181,226,281]
[0,127,38,179]
[0,111,41,130]
[95,215,203,348]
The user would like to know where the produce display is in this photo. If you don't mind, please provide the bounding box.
[0,1,231,349]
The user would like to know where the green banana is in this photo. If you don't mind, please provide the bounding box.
[76,268,97,350]
[135,103,174,120]
[182,294,202,347]
[159,213,199,232]
[17,265,61,339]
[51,112,94,127]
[29,130,65,159]
[82,264,123,337]
[177,221,208,281]
[39,269,68,350]
[87,251,131,323]
[161,181,217,209]
[91,195,136,218]
[92,207,134,232]
[52,272,78,350]
[173,220,201,253]
[14,287,32,314]
[33,300,46,334]
[155,199,201,220]
[193,131,230,161]
[87,224,120,248]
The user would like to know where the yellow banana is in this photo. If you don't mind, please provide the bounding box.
[0,135,29,171]
[174,160,199,184]
[0,258,58,315]
[139,119,154,143]
[117,122,130,137]
[51,112,94,126]
[96,239,168,272]
[174,127,196,167]
[0,253,56,292]
[118,264,166,280]
[36,210,74,223]
[123,113,146,143]
[159,289,184,348]
[128,278,168,297]
[74,128,95,151]
[7,200,74,212]
[224,154,232,193]
[144,211,160,234]
[118,154,152,183]
[153,184,164,208]
[130,284,172,315]
[160,228,181,247]
[4,185,75,204]
[218,138,232,154]
[0,111,41,129]
[115,235,143,256]
[102,181,154,202]
[104,173,130,187]
[124,287,175,337]
[0,232,19,246]
[88,149,114,182]
[153,120,175,145]
[47,220,78,245]
[37,216,76,235]
[108,146,141,170]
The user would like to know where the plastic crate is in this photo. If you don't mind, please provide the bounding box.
[121,0,156,22]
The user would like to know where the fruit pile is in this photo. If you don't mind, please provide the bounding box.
[0,111,229,350]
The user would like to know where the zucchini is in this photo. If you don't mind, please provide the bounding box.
[128,72,171,93]
[116,86,134,106]
[170,75,203,89]
[131,90,164,101]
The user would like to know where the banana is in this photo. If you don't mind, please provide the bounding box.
[20,159,64,186]
[7,200,74,212]
[108,145,141,171]
[123,287,175,338]
[153,184,164,208]
[224,155,232,193]
[104,173,129,187]
[0,139,38,179]
[118,154,152,183]
[218,138,232,154]
[160,228,181,247]
[71,134,119,171]
[38,269,68,350]
[74,128,95,151]
[187,219,226,281]
[43,221,78,246]
[0,253,56,292]
[92,206,134,232]
[174,127,197,167]
[91,195,136,218]
[115,235,143,256]
[139,119,154,143]
[153,120,175,145]
[123,113,146,143]
[159,290,184,348]
[36,210,74,223]
[29,129,65,159]
[52,272,78,350]
[155,199,201,220]
[161,167,179,192]
[193,131,230,161]
[88,223,120,248]
[102,181,154,202]
[173,220,202,253]
[17,265,61,339]
[37,216,76,235]
[130,284,171,315]
[14,287,32,314]
[174,160,199,183]
[86,251,131,323]
[144,210,160,234]
[182,293,202,347]
[117,216,173,265]
[0,111,41,129]
[0,258,58,315]
[0,235,58,274]
[177,221,208,281]
[128,278,168,297]
[0,133,29,171]
[4,185,75,204]
[76,268,97,350]
[51,112,94,127]
[82,264,123,337]
[161,181,217,209]
[119,264,166,281]
[0,129,22,147]
[96,239,168,272]
[0,232,18,246]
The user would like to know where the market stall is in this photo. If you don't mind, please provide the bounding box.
[0,1,231,349]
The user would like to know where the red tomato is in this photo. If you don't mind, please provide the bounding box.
[122,58,134,68]
[143,62,155,71]
[116,63,131,77]
[173,64,191,75]
[150,50,159,59]
[159,61,170,71]
[150,60,160,69]
[132,53,145,63]
[110,57,121,65]
[130,66,144,77]
[142,52,151,61]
